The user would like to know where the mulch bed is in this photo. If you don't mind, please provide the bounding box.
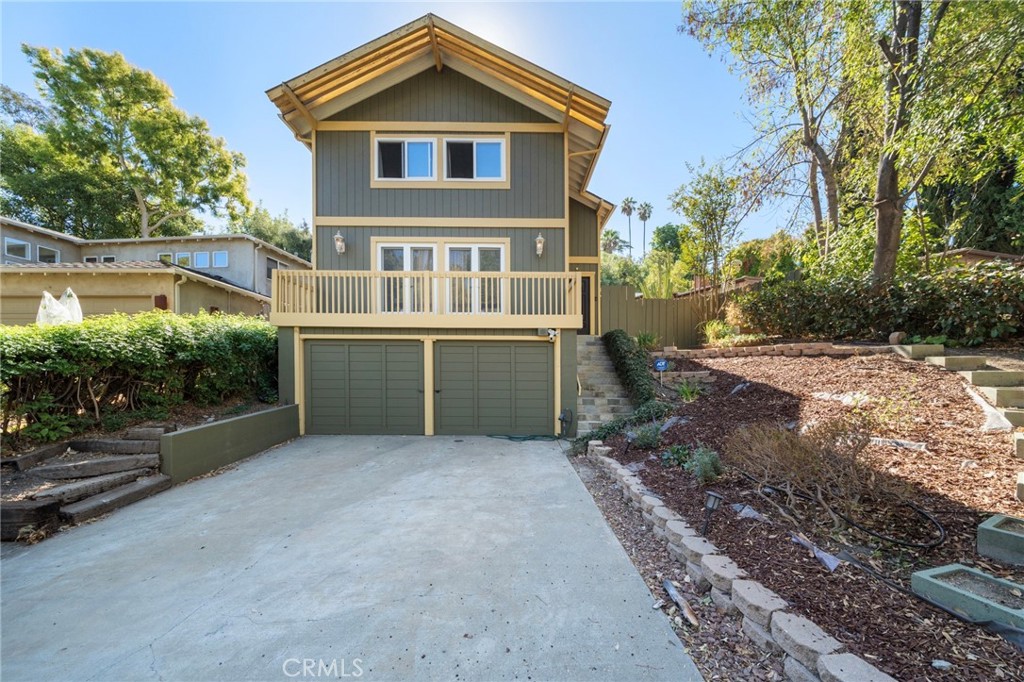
[608,353,1024,681]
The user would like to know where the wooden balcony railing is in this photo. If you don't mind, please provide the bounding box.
[271,270,582,329]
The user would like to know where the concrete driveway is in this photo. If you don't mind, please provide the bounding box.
[1,436,701,682]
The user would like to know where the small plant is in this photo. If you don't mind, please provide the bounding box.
[661,444,691,467]
[908,334,947,345]
[635,331,660,351]
[684,444,723,483]
[677,380,704,402]
[631,423,661,449]
[701,319,733,345]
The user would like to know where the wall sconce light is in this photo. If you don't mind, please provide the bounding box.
[333,232,346,255]
[535,232,545,258]
[701,490,724,536]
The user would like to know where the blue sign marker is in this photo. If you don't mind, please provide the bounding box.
[654,358,669,372]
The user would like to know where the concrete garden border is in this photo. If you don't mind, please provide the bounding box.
[585,441,897,682]
[160,404,299,484]
[661,342,893,360]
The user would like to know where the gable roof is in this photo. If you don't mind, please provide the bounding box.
[266,14,611,197]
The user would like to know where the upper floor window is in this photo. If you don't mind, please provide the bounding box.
[101,255,116,263]
[194,252,211,268]
[175,253,190,267]
[212,251,229,268]
[376,138,435,180]
[157,252,172,264]
[84,256,99,263]
[4,237,30,260]
[266,257,282,280]
[444,139,505,181]
[38,246,60,264]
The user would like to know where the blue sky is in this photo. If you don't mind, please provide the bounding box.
[2,1,787,251]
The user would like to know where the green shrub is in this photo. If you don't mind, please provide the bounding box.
[702,319,733,345]
[735,261,1023,345]
[635,331,660,351]
[631,423,661,449]
[684,445,723,483]
[602,329,655,404]
[571,399,672,449]
[661,444,690,467]
[677,380,704,402]
[1,311,278,442]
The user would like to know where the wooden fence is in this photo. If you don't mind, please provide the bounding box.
[600,285,718,349]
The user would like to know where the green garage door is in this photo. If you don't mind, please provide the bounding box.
[434,342,553,436]
[305,340,423,435]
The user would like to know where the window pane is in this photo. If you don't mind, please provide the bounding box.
[158,253,172,264]
[476,142,502,179]
[194,252,210,268]
[378,141,403,178]
[38,246,59,264]
[5,239,29,259]
[175,253,190,266]
[479,248,501,272]
[411,247,433,271]
[446,142,473,179]
[382,247,404,271]
[406,141,433,178]
[212,251,228,267]
[101,255,116,263]
[84,256,98,263]
[448,248,471,272]
[266,257,279,280]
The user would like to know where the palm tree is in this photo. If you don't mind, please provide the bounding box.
[637,201,653,257]
[601,228,626,254]
[620,197,636,257]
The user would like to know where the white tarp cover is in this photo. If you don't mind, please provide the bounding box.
[36,288,83,326]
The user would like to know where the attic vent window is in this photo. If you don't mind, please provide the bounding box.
[376,138,434,180]
[445,138,505,181]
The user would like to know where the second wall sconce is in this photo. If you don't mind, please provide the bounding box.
[535,232,545,258]
[334,232,346,255]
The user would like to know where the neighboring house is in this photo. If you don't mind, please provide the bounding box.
[0,216,311,324]
[266,14,613,437]
[672,276,764,299]
[922,248,1024,268]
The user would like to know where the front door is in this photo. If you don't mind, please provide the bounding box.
[579,275,592,335]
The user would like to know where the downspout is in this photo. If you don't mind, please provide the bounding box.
[253,244,263,294]
[173,276,183,314]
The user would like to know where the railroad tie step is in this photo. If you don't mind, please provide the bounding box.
[33,454,161,480]
[68,439,160,454]
[33,469,154,505]
[123,426,174,441]
[59,474,172,524]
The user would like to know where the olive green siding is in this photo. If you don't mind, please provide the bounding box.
[305,340,424,434]
[560,329,578,437]
[569,199,598,258]
[328,68,553,123]
[316,226,563,271]
[434,341,553,436]
[316,131,564,219]
[278,328,295,404]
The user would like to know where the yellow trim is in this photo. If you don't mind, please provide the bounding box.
[294,327,305,435]
[423,338,435,435]
[568,256,600,264]
[553,330,561,435]
[311,129,318,269]
[278,313,579,329]
[563,132,569,271]
[314,217,564,228]
[319,121,561,133]
[579,271,596,336]
[368,131,511,190]
[299,334,550,341]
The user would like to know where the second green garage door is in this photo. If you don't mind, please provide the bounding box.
[434,342,554,436]
[305,340,424,435]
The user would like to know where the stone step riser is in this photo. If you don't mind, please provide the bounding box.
[925,356,989,371]
[979,386,1024,408]
[960,370,1024,387]
[1001,408,1024,427]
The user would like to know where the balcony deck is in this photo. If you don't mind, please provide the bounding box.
[271,270,582,329]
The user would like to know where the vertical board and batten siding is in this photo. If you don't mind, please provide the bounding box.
[278,328,295,405]
[601,285,715,349]
[328,67,554,123]
[569,199,598,258]
[316,132,564,219]
[316,226,563,271]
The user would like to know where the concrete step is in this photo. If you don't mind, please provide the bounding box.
[69,439,160,454]
[960,370,1024,387]
[926,356,989,371]
[894,344,945,360]
[1016,434,1024,459]
[979,386,1024,408]
[59,474,172,523]
[977,515,1024,565]
[33,454,161,480]
[1001,408,1024,427]
[33,468,154,504]
[579,397,630,406]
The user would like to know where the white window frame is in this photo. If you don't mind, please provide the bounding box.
[212,251,228,268]
[83,256,99,263]
[374,137,436,181]
[444,243,506,314]
[37,245,60,264]
[266,256,281,281]
[4,237,30,260]
[174,253,190,267]
[193,251,211,268]
[377,243,437,314]
[442,137,507,182]
[157,252,172,264]
[100,255,117,263]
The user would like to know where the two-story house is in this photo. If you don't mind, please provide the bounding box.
[0,216,311,323]
[267,14,613,438]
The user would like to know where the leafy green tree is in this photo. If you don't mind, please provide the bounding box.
[650,223,683,256]
[620,197,637,257]
[726,231,800,282]
[600,252,644,288]
[230,204,312,262]
[637,201,653,257]
[6,46,250,238]
[601,227,627,254]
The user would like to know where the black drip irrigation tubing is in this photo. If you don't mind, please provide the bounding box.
[738,471,947,549]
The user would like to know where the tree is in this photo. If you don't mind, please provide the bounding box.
[620,197,637,257]
[650,223,683,256]
[230,204,312,262]
[601,228,627,254]
[669,161,745,314]
[637,201,653,257]
[726,231,800,282]
[600,251,644,288]
[9,46,250,238]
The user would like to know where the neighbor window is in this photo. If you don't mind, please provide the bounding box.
[446,244,505,314]
[444,138,505,180]
[212,251,228,268]
[376,138,435,180]
[100,255,116,263]
[193,251,210,268]
[157,252,172,264]
[266,257,280,280]
[37,246,60,264]
[83,256,99,263]
[175,253,190,267]
[4,237,29,260]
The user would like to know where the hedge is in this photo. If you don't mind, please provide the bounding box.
[1,311,277,442]
[733,261,1024,345]
[602,329,655,404]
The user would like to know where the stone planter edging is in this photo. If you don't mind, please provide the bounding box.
[661,342,893,361]
[585,443,897,682]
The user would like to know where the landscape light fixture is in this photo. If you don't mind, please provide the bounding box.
[535,232,545,257]
[333,232,346,255]
[701,490,724,536]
